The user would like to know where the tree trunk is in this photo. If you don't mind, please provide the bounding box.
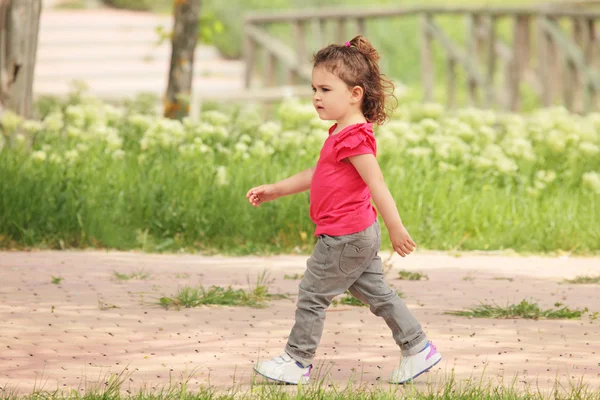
[0,0,42,119]
[164,0,201,120]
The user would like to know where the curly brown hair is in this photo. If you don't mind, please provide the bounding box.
[312,35,397,125]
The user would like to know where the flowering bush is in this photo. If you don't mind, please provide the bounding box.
[0,95,598,253]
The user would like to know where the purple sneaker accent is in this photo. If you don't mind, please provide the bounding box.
[425,342,438,361]
[303,365,312,377]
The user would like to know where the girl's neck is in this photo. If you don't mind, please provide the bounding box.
[335,112,368,133]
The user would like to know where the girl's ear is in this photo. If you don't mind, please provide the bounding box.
[350,86,364,104]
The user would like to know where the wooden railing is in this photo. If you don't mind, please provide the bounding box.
[243,3,600,112]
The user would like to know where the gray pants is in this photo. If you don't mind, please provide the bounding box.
[285,220,429,367]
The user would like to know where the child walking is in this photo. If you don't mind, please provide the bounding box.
[246,36,441,385]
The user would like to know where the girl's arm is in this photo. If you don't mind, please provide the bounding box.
[348,154,416,257]
[275,166,316,196]
[247,167,315,207]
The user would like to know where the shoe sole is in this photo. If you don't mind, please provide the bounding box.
[253,366,309,385]
[390,355,442,385]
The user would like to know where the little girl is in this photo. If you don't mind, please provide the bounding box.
[246,36,441,385]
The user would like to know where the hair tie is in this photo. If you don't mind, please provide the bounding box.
[345,41,351,47]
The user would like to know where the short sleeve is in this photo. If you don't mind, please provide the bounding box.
[333,123,376,163]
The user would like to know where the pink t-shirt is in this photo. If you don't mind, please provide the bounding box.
[310,122,378,236]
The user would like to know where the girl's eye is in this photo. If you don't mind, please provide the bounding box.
[312,87,316,93]
[322,88,330,92]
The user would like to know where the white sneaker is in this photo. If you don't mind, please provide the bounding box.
[389,341,442,384]
[253,353,311,385]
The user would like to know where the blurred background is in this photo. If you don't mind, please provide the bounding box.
[23,0,600,115]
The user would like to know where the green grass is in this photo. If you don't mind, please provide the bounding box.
[2,148,597,255]
[2,366,599,400]
[51,276,63,285]
[159,271,288,309]
[113,269,151,281]
[492,277,515,282]
[2,95,599,255]
[563,275,600,284]
[284,273,304,280]
[332,291,367,307]
[445,300,590,320]
[332,290,404,307]
[397,270,429,281]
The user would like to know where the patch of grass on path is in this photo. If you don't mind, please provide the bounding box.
[332,290,404,307]
[397,270,429,281]
[159,271,287,309]
[114,269,151,281]
[563,275,600,284]
[445,300,589,320]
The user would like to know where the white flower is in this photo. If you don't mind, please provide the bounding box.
[546,130,567,153]
[65,149,79,164]
[579,142,600,156]
[239,134,252,144]
[535,170,557,184]
[234,142,249,153]
[103,104,123,122]
[31,150,47,162]
[128,114,153,131]
[1,111,23,133]
[250,140,274,158]
[502,137,536,162]
[278,98,316,129]
[582,172,600,193]
[439,161,457,172]
[406,147,432,159]
[496,157,518,174]
[49,153,62,164]
[76,143,89,153]
[472,156,494,170]
[201,110,229,126]
[65,105,86,128]
[215,166,228,186]
[419,118,441,134]
[22,120,43,134]
[105,134,123,150]
[112,149,126,160]
[44,112,64,132]
[67,126,82,139]
[478,126,497,144]
[259,121,281,141]
[15,134,26,145]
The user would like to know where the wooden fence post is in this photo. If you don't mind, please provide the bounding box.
[447,57,457,109]
[243,24,255,89]
[508,15,530,111]
[486,15,497,108]
[420,13,434,102]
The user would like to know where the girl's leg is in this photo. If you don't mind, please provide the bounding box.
[285,224,380,366]
[348,246,428,356]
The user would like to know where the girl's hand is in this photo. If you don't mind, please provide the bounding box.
[246,184,279,207]
[389,225,417,257]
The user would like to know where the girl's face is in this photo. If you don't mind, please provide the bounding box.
[312,65,356,121]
